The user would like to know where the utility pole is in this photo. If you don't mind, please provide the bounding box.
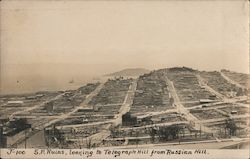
[48,129,50,148]
[200,124,201,138]
[183,126,185,138]
[24,129,27,149]
[178,130,180,144]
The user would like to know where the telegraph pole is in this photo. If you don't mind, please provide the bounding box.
[24,129,27,149]
[200,124,201,138]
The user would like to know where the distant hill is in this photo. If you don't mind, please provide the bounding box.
[106,68,150,77]
[168,66,197,72]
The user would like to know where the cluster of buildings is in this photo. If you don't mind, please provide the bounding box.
[90,78,131,106]
[166,70,217,106]
[200,71,245,98]
[0,67,249,148]
[130,71,171,115]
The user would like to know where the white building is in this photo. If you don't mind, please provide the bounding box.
[7,101,24,107]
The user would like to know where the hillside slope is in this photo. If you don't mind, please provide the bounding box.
[106,68,150,77]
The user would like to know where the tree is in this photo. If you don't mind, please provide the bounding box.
[86,137,92,149]
[225,119,237,136]
[169,125,182,139]
[46,125,65,148]
[135,131,139,146]
[149,127,157,143]
[170,97,174,106]
[158,126,170,141]
[110,127,116,138]
[158,125,182,141]
[53,127,65,143]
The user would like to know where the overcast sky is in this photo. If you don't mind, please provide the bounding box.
[1,0,249,76]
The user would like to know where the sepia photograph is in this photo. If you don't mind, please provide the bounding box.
[0,0,249,158]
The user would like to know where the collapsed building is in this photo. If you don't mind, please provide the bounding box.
[0,118,31,148]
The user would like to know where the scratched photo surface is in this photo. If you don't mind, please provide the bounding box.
[0,0,249,153]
